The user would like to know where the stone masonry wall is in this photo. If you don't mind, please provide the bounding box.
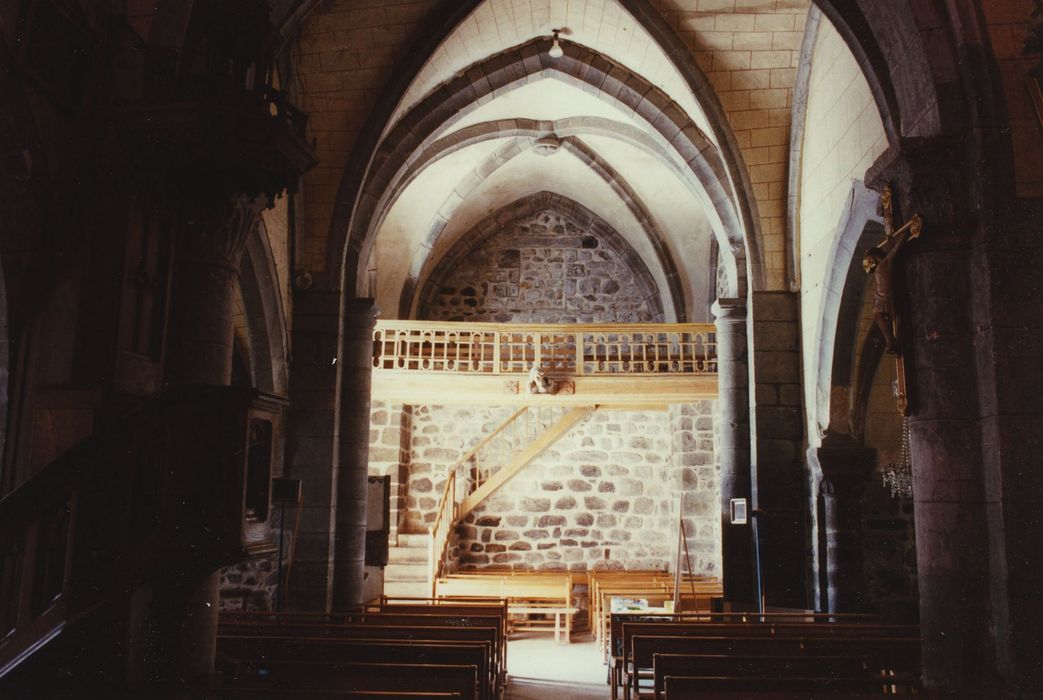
[389,402,719,573]
[420,208,661,323]
[368,400,411,540]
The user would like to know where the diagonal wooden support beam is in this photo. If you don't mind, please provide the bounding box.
[458,406,596,520]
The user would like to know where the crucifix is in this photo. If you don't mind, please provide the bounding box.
[863,184,923,415]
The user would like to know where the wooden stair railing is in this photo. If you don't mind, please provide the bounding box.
[426,406,596,590]
[0,385,285,679]
[428,469,457,597]
[458,406,594,519]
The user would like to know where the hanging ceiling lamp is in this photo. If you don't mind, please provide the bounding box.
[548,29,564,59]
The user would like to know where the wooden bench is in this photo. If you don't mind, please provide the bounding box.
[589,572,721,652]
[651,648,920,700]
[218,637,490,699]
[215,691,465,699]
[365,602,509,682]
[662,674,920,698]
[222,607,507,694]
[220,660,479,700]
[619,623,918,700]
[435,573,578,643]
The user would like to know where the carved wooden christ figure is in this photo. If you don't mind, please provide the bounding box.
[863,186,922,356]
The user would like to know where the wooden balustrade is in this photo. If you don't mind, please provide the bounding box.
[373,322,716,376]
[429,470,457,597]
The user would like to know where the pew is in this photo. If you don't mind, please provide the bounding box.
[218,637,491,700]
[216,691,465,699]
[221,660,479,700]
[605,613,885,698]
[221,610,507,687]
[651,649,920,700]
[618,623,918,700]
[662,675,920,698]
[588,571,722,652]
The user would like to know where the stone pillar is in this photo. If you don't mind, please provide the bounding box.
[332,298,377,610]
[866,142,994,692]
[749,291,806,609]
[285,290,342,612]
[171,196,260,385]
[978,197,1043,693]
[713,298,755,606]
[130,195,261,692]
[808,434,872,613]
[905,239,993,692]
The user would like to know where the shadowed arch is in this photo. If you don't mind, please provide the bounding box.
[410,191,666,322]
[240,219,290,396]
[809,181,884,439]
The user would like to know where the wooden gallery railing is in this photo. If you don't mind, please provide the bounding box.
[373,321,717,376]
[394,322,719,593]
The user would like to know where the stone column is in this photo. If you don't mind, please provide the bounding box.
[867,143,993,692]
[332,298,377,610]
[285,290,342,612]
[713,298,755,606]
[130,195,261,691]
[749,291,806,608]
[808,434,872,613]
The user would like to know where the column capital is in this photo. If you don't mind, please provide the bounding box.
[182,193,266,271]
[342,297,377,330]
[864,137,971,234]
[712,297,747,321]
[808,432,873,485]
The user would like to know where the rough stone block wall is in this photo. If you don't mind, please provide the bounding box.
[369,399,411,539]
[219,558,278,611]
[671,402,723,574]
[420,208,660,323]
[392,402,719,573]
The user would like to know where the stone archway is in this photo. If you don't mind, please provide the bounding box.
[340,38,752,301]
[389,133,693,322]
[412,191,667,323]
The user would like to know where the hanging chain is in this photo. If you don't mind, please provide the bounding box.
[882,416,913,499]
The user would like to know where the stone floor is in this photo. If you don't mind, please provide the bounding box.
[505,631,609,699]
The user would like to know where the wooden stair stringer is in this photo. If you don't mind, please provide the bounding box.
[457,405,596,520]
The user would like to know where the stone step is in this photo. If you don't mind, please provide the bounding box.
[384,562,428,582]
[383,579,431,599]
[389,546,429,564]
[396,532,431,548]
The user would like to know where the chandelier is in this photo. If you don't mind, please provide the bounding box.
[882,417,913,499]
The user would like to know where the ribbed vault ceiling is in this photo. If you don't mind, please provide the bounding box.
[389,0,713,139]
[365,0,743,323]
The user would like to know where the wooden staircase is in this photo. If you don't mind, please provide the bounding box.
[397,405,596,597]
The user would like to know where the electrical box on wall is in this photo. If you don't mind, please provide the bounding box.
[729,498,748,525]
